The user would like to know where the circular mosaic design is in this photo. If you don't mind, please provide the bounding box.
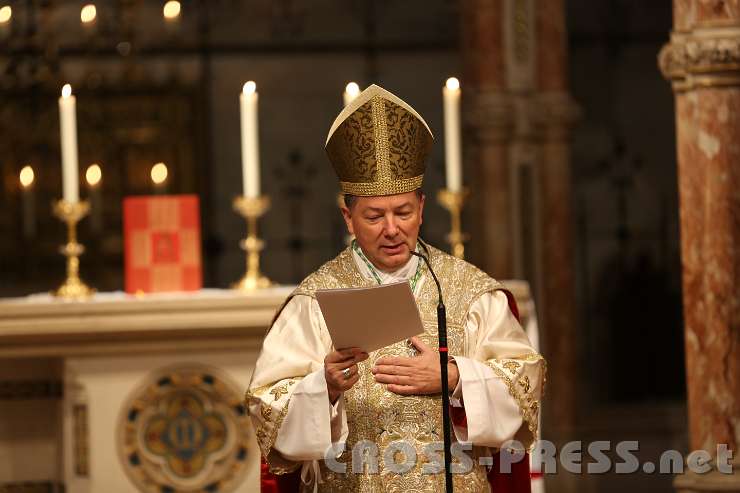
[118,366,250,493]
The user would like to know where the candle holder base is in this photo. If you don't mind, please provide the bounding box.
[54,275,95,300]
[233,272,273,291]
[233,196,273,292]
[52,200,95,301]
[437,188,470,260]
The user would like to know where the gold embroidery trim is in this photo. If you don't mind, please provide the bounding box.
[261,403,293,470]
[520,352,545,362]
[518,376,531,394]
[540,357,548,397]
[245,377,302,464]
[339,175,424,196]
[260,402,272,422]
[485,359,543,448]
[371,95,391,183]
[515,353,548,398]
[247,383,272,399]
[255,427,267,443]
[269,379,295,401]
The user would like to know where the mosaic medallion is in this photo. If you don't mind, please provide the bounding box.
[118,366,250,492]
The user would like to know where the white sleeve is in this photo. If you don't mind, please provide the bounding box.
[274,369,349,460]
[451,290,544,448]
[247,295,348,467]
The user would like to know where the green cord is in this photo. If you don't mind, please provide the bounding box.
[352,239,424,292]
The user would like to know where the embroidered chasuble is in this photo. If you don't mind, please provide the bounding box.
[246,243,545,492]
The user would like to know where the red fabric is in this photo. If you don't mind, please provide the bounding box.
[260,288,532,492]
[501,289,520,322]
[260,462,280,493]
[450,401,468,428]
[123,194,202,293]
[488,452,532,493]
[261,462,300,492]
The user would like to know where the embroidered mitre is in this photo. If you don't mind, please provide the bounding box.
[325,84,434,196]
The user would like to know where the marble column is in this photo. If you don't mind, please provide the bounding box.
[535,0,580,439]
[460,0,515,278]
[460,0,580,454]
[532,4,581,493]
[659,0,740,490]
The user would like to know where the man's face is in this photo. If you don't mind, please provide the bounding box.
[341,191,424,272]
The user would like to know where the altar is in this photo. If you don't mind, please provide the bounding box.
[0,282,537,493]
[0,288,291,493]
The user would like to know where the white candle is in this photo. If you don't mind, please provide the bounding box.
[59,84,79,203]
[343,82,360,107]
[240,81,260,198]
[443,77,463,192]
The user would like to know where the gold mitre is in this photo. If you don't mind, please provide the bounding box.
[325,84,434,196]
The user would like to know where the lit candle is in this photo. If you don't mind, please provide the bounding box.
[0,5,11,38]
[151,162,168,194]
[343,82,360,107]
[163,1,181,21]
[20,165,36,239]
[443,77,462,192]
[240,81,260,198]
[80,4,96,25]
[86,163,103,232]
[59,84,79,203]
[0,5,11,23]
[163,0,181,34]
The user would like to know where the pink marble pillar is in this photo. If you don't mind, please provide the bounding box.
[459,0,515,278]
[659,0,740,489]
[537,0,568,93]
[460,0,579,449]
[535,0,580,440]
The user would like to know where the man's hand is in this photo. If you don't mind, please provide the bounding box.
[325,347,369,404]
[372,336,459,395]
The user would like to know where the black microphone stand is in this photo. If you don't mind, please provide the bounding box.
[410,246,454,493]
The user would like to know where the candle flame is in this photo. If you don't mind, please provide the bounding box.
[243,81,257,95]
[445,77,460,91]
[163,0,181,19]
[151,162,168,185]
[86,164,102,187]
[345,82,360,96]
[62,84,72,98]
[19,165,34,188]
[80,4,97,24]
[0,5,11,24]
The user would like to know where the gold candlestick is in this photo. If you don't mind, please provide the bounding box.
[437,188,469,260]
[52,200,95,300]
[233,195,273,291]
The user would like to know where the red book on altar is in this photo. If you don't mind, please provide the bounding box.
[123,195,202,294]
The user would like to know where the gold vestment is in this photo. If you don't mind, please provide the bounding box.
[247,244,545,492]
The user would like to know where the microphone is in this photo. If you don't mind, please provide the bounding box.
[409,243,454,493]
